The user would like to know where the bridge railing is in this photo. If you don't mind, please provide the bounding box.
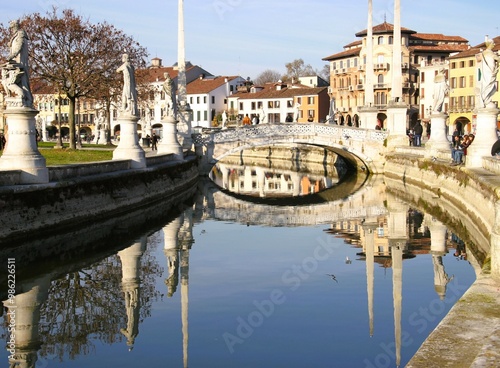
[192,123,388,146]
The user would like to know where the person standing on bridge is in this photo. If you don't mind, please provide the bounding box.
[242,114,251,126]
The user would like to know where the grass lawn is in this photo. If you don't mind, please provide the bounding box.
[1,142,114,166]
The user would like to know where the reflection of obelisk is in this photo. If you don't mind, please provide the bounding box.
[176,0,193,151]
[387,195,407,368]
[363,219,378,337]
[3,275,51,368]
[179,207,194,368]
[118,237,146,350]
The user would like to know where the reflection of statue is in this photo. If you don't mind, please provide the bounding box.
[162,72,177,118]
[116,53,138,115]
[477,38,500,108]
[2,20,33,107]
[432,68,449,113]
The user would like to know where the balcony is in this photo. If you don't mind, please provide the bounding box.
[449,104,475,113]
[374,83,388,89]
[374,63,388,70]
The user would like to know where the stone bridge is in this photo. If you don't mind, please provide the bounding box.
[193,123,389,175]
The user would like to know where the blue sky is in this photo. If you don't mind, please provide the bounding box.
[1,0,498,79]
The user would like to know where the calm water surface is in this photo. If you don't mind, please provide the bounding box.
[0,163,477,368]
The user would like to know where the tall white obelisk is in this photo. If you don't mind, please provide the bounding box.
[358,0,378,129]
[386,0,408,147]
[177,0,193,151]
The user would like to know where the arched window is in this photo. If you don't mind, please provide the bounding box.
[388,36,393,44]
[378,74,384,84]
[378,36,384,45]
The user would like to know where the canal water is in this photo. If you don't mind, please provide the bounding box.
[0,158,477,368]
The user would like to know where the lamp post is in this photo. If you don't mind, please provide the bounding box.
[55,92,63,149]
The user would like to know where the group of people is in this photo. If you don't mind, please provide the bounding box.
[407,120,428,147]
[451,128,475,165]
[242,114,261,125]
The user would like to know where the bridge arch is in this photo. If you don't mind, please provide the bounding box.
[194,123,388,175]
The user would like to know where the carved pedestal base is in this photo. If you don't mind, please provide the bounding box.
[158,116,183,160]
[112,114,146,169]
[466,104,499,167]
[0,105,48,184]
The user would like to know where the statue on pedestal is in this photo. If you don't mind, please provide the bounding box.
[116,53,138,116]
[162,72,177,118]
[432,67,449,113]
[477,38,500,108]
[1,19,33,108]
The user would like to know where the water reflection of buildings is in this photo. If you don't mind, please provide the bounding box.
[326,197,461,367]
[210,160,341,198]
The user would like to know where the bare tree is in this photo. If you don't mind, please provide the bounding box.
[0,8,148,148]
[253,69,282,85]
[284,58,316,81]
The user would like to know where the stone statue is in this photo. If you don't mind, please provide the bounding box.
[294,102,301,122]
[477,38,500,108]
[222,110,228,128]
[116,53,138,115]
[162,72,177,118]
[2,19,33,107]
[432,67,448,113]
[328,97,336,123]
[259,107,266,124]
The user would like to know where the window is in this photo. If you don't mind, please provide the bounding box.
[421,72,425,83]
[332,62,336,69]
[469,60,474,67]
[196,96,200,104]
[450,77,457,88]
[340,60,344,68]
[388,36,393,44]
[257,101,263,109]
[451,62,456,69]
[308,96,315,104]
[196,111,200,121]
[287,100,293,108]
[377,54,384,63]
[251,102,256,110]
[421,88,425,98]
[378,36,384,45]
[354,58,358,67]
[459,76,466,88]
[308,109,315,118]
[268,101,273,108]
[211,96,215,104]
[460,61,465,68]
[347,59,351,68]
[204,111,208,120]
[239,102,243,110]
[297,97,302,104]
[469,75,474,87]
[275,101,280,108]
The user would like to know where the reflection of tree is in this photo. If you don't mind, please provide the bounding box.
[37,238,162,362]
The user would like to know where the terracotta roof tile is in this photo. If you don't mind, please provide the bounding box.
[449,35,500,59]
[186,76,240,94]
[355,21,416,37]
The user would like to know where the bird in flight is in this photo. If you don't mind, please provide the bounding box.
[326,274,338,283]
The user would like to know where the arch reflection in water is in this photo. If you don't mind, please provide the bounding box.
[0,179,478,367]
[209,146,352,200]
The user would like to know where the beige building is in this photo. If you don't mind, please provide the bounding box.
[323,22,469,130]
[448,35,500,133]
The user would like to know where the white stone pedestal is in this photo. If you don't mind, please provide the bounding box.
[425,112,451,158]
[112,114,146,169]
[386,102,408,148]
[0,105,48,184]
[177,104,193,151]
[92,128,107,144]
[466,104,499,167]
[158,115,183,160]
[358,106,378,129]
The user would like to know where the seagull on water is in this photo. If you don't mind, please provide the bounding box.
[326,274,338,283]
